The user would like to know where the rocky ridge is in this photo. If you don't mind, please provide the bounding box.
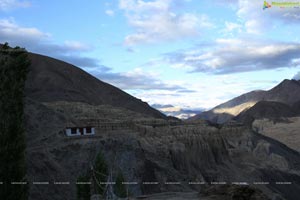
[190,80,300,124]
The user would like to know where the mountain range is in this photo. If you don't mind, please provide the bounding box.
[189,79,300,124]
[151,104,203,119]
[234,100,300,125]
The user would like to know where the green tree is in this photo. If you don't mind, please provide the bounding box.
[0,43,30,200]
[114,171,127,198]
[93,152,108,195]
[76,174,90,200]
[2,42,9,49]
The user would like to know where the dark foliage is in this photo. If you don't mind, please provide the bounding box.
[76,174,91,200]
[93,152,108,195]
[0,43,30,200]
[114,171,127,198]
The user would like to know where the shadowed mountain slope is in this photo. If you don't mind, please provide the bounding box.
[234,101,297,125]
[292,100,300,115]
[25,53,166,119]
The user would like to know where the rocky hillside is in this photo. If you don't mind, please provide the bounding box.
[230,100,300,153]
[25,98,300,200]
[25,53,166,119]
[189,79,300,123]
[253,117,300,153]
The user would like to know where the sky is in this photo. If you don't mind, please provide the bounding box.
[0,0,300,110]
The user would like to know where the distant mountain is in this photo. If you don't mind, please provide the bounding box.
[151,104,202,119]
[151,104,175,109]
[25,53,166,119]
[189,79,300,123]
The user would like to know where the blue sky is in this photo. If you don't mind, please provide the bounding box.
[1,0,300,110]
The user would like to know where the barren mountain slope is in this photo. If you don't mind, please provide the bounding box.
[234,101,297,125]
[25,53,166,119]
[253,117,300,153]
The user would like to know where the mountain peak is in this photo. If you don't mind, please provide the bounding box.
[270,79,300,94]
[277,79,300,87]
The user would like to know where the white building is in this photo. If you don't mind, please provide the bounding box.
[65,127,95,136]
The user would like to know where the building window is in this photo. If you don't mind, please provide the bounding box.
[86,127,92,134]
[71,128,77,134]
[79,128,84,135]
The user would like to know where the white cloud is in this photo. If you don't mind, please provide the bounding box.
[244,19,263,35]
[131,74,270,110]
[119,0,171,12]
[119,0,213,45]
[158,38,300,74]
[0,18,98,68]
[293,71,300,80]
[0,18,49,42]
[235,0,300,34]
[283,12,300,20]
[91,67,186,91]
[236,0,269,34]
[64,41,93,51]
[224,21,242,33]
[0,0,30,11]
[0,17,195,102]
[105,9,115,16]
